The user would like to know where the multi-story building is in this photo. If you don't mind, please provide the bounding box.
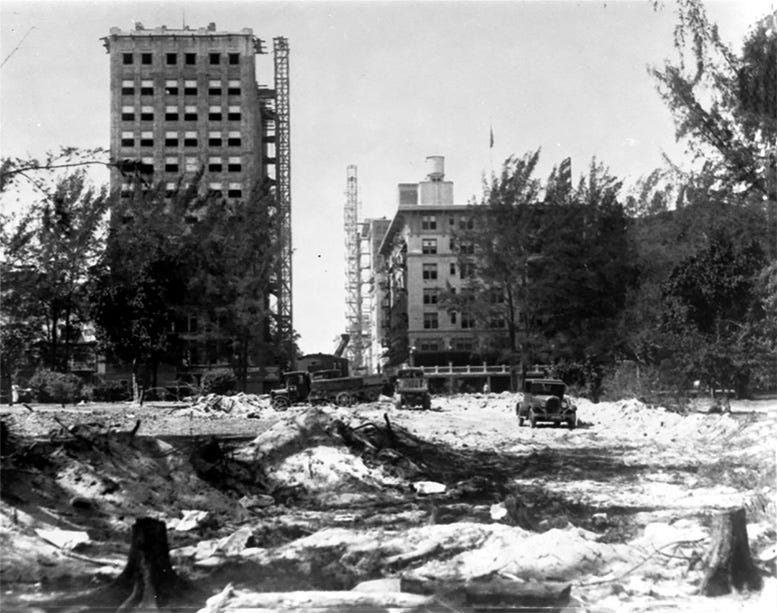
[377,156,513,390]
[101,22,287,391]
[102,22,271,201]
[361,217,391,373]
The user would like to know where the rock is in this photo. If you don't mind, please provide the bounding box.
[351,578,402,592]
[412,481,446,495]
[490,503,508,521]
[34,528,90,550]
[239,494,275,509]
[169,510,209,532]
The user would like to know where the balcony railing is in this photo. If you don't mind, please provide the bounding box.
[420,364,512,376]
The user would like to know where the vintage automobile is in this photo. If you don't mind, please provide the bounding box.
[394,367,431,410]
[516,376,577,428]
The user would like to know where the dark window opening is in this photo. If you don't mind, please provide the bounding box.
[165,188,177,198]
[209,112,222,121]
[140,86,153,96]
[165,85,179,95]
[120,138,134,147]
[209,87,222,96]
[227,111,241,121]
[209,189,223,198]
[208,162,223,172]
[228,53,240,65]
[166,53,177,65]
[184,137,197,147]
[122,53,133,65]
[121,112,135,121]
[423,313,439,329]
[165,112,179,121]
[209,137,223,147]
[121,86,135,95]
[227,163,242,172]
[165,163,179,172]
[185,53,196,65]
[227,137,241,147]
[140,137,153,147]
[184,112,197,121]
[184,86,197,96]
[227,189,242,198]
[165,137,179,147]
[449,263,456,275]
[227,87,240,96]
[141,53,152,65]
[209,53,220,65]
[140,111,153,121]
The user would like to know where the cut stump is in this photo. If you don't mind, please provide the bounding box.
[700,507,763,596]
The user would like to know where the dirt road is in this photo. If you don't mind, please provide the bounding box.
[1,393,775,612]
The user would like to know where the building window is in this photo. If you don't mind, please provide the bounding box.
[140,106,153,121]
[227,156,241,172]
[185,52,196,65]
[421,215,437,230]
[121,106,135,121]
[165,156,179,172]
[120,183,132,198]
[489,314,506,329]
[121,80,134,95]
[227,105,241,121]
[165,80,178,95]
[209,53,220,65]
[183,105,197,121]
[422,263,438,280]
[141,157,153,173]
[185,157,199,172]
[208,156,223,172]
[208,105,222,121]
[459,217,475,230]
[449,217,456,227]
[184,80,197,95]
[120,131,134,147]
[422,238,437,254]
[459,241,475,255]
[183,131,197,146]
[227,182,242,198]
[165,131,178,147]
[419,339,439,352]
[461,312,475,329]
[449,262,456,276]
[227,131,241,147]
[227,80,241,95]
[460,262,475,279]
[165,182,177,197]
[423,313,439,329]
[122,53,133,65]
[423,288,438,305]
[208,182,223,197]
[141,53,152,65]
[208,131,222,147]
[228,52,240,65]
[165,105,179,121]
[140,80,153,96]
[140,131,153,147]
[166,53,177,65]
[450,312,457,325]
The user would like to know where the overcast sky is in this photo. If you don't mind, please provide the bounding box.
[1,0,772,354]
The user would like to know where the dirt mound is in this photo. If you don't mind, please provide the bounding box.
[174,392,273,417]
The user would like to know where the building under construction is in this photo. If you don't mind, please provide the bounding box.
[102,22,292,389]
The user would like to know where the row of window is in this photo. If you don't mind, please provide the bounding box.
[121,79,242,97]
[422,262,475,280]
[417,338,476,353]
[122,51,241,66]
[120,105,241,122]
[422,312,500,330]
[421,237,474,255]
[120,130,242,148]
[421,215,475,231]
[120,181,244,199]
[126,156,243,173]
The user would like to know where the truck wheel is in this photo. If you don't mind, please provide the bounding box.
[336,392,354,407]
[272,396,290,411]
[529,410,537,428]
[422,395,431,411]
[518,416,524,427]
[567,418,576,429]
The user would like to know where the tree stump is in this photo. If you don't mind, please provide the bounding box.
[700,507,763,596]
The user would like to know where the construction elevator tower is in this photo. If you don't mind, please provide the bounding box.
[344,165,366,370]
[273,37,293,365]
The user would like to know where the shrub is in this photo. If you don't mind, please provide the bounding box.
[201,368,237,395]
[28,369,83,405]
[93,380,131,402]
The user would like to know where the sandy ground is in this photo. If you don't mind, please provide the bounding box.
[1,392,775,612]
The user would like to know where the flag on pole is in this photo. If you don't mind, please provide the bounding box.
[489,126,494,149]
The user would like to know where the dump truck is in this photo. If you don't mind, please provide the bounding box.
[270,368,387,409]
[394,367,431,410]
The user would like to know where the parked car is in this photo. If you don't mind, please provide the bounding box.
[517,376,577,428]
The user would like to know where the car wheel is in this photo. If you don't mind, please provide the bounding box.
[529,410,536,428]
[336,392,354,407]
[272,396,290,411]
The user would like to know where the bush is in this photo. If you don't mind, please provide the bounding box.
[201,368,237,395]
[93,380,131,402]
[28,369,84,404]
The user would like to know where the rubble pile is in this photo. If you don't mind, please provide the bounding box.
[175,393,273,418]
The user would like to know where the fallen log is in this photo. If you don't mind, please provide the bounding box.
[700,507,763,596]
[401,575,571,611]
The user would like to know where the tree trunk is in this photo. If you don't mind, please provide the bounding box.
[700,507,763,596]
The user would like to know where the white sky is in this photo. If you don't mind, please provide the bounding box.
[1,0,773,354]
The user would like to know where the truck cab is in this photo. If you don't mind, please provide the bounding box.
[394,367,431,410]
